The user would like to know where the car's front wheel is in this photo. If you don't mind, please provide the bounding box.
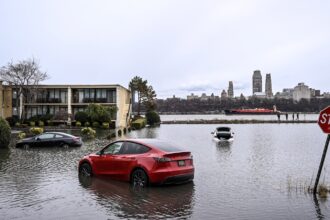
[131,169,149,187]
[79,163,92,177]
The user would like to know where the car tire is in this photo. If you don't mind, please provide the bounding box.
[131,169,149,187]
[23,144,29,149]
[79,163,92,177]
[62,143,69,149]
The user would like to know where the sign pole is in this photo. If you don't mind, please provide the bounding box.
[313,134,330,194]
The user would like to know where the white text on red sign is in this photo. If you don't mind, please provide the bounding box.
[320,113,330,125]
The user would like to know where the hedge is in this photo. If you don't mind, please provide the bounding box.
[131,118,147,130]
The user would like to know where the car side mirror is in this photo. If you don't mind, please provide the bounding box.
[97,150,104,156]
[36,137,41,141]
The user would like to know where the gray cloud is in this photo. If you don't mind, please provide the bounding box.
[1,0,330,99]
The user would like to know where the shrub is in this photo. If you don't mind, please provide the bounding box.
[81,127,96,139]
[40,114,53,122]
[84,122,90,127]
[5,116,19,127]
[15,122,21,127]
[106,132,116,139]
[86,104,117,123]
[145,111,161,126]
[75,111,89,124]
[102,122,109,129]
[30,127,44,135]
[92,121,100,128]
[38,121,44,127]
[29,116,40,123]
[75,121,82,127]
[18,132,26,139]
[47,120,53,126]
[131,118,146,130]
[29,121,36,127]
[0,117,11,148]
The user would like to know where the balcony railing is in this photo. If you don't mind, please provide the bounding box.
[72,98,111,103]
[35,98,62,103]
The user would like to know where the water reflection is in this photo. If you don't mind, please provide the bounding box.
[214,140,232,157]
[0,148,10,171]
[79,175,195,219]
[126,127,160,139]
[313,194,324,220]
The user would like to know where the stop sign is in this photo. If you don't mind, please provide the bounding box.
[318,106,330,134]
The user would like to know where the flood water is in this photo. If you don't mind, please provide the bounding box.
[160,113,318,122]
[1,123,330,219]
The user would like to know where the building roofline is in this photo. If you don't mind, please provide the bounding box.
[3,84,131,92]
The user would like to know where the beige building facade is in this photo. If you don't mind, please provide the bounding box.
[0,83,131,129]
[0,81,13,119]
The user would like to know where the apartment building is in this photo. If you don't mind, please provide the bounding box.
[0,82,131,129]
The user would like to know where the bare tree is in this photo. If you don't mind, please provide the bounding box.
[0,58,49,120]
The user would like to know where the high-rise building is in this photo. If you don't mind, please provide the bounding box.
[252,70,262,94]
[265,73,273,98]
[228,81,234,98]
[221,90,228,100]
[293,83,311,101]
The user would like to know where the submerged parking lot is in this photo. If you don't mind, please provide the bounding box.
[0,123,329,219]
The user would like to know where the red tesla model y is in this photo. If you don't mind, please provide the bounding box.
[78,139,194,186]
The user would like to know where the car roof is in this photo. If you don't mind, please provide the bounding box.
[124,138,185,153]
[43,132,76,137]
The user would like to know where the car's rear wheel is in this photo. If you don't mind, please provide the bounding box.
[23,144,29,149]
[79,163,92,177]
[131,169,149,187]
[62,143,69,149]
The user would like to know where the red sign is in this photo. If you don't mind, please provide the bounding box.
[318,106,330,134]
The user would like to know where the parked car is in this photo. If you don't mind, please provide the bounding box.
[78,139,194,187]
[211,126,234,142]
[16,132,83,148]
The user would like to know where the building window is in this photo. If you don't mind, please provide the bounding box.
[79,89,84,103]
[107,90,116,103]
[60,90,67,103]
[12,107,18,116]
[12,90,17,99]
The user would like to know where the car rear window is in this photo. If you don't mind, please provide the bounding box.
[152,141,183,152]
[217,127,230,132]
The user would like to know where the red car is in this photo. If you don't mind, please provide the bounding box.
[78,139,194,186]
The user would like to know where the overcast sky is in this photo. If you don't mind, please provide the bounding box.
[1,0,329,99]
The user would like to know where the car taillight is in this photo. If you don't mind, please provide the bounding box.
[153,157,172,162]
[74,137,80,142]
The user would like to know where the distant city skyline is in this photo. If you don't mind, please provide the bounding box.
[1,0,330,99]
